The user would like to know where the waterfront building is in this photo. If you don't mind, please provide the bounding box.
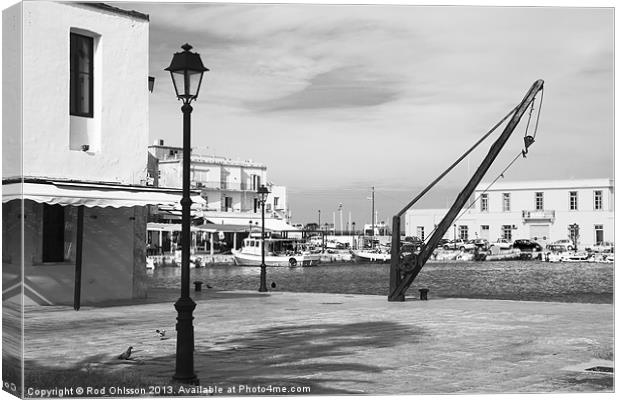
[2,3,195,305]
[148,140,294,231]
[405,178,614,249]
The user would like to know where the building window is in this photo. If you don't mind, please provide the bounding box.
[253,198,258,213]
[416,226,425,241]
[274,197,279,207]
[224,196,233,211]
[502,193,511,212]
[459,225,469,241]
[481,225,489,232]
[70,33,94,117]
[251,175,261,191]
[569,191,578,211]
[594,190,603,210]
[501,225,513,241]
[42,205,65,262]
[594,224,604,243]
[480,193,488,212]
[535,192,544,211]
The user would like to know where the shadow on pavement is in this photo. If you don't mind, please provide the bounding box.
[22,320,425,395]
[190,320,426,394]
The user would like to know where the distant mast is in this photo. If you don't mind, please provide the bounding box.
[371,186,375,243]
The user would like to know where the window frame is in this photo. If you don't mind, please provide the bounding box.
[480,193,488,212]
[594,190,603,210]
[535,192,544,211]
[502,193,511,212]
[70,32,94,118]
[459,225,469,241]
[569,191,578,211]
[501,225,513,241]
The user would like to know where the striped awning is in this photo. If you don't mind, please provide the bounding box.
[2,180,205,208]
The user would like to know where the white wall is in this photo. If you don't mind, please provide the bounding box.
[2,3,22,179]
[6,2,149,184]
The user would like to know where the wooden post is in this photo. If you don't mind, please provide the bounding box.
[388,215,403,301]
[73,206,84,311]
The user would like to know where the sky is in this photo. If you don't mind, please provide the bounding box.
[124,1,614,226]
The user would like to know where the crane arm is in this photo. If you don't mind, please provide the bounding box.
[388,79,544,302]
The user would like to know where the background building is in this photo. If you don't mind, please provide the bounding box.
[405,178,614,249]
[148,140,293,230]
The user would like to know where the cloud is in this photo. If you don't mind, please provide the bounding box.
[123,2,613,223]
[248,66,401,112]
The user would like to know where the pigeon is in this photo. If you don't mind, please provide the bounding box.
[271,282,276,289]
[155,329,166,338]
[206,284,213,289]
[118,346,133,360]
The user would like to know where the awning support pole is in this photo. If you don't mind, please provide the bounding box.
[73,205,84,311]
[210,233,214,256]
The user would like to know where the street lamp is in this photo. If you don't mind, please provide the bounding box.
[166,43,208,385]
[257,185,270,292]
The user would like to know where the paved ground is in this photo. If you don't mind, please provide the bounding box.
[17,289,614,395]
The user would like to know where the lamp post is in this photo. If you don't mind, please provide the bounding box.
[257,185,270,292]
[165,43,208,385]
[318,209,321,227]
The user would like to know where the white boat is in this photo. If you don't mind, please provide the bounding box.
[351,249,391,262]
[232,237,321,267]
[563,251,590,262]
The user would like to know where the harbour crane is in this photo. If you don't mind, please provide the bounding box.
[388,79,545,302]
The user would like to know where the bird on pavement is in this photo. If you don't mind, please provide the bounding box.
[118,346,133,360]
[155,329,166,339]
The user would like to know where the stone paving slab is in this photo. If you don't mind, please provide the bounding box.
[17,290,614,395]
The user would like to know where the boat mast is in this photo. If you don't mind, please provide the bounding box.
[371,186,375,246]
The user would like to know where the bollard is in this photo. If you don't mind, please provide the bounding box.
[194,281,203,291]
[419,288,429,300]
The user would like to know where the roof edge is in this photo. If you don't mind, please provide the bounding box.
[72,2,150,21]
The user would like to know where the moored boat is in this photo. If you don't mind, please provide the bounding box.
[351,249,391,262]
[232,237,321,267]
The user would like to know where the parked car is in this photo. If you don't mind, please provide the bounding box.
[512,239,543,252]
[443,239,476,251]
[470,238,489,251]
[402,236,423,251]
[489,238,512,250]
[546,244,568,253]
[551,239,574,251]
[590,241,614,253]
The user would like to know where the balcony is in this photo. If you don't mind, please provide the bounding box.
[522,210,555,222]
[190,180,260,191]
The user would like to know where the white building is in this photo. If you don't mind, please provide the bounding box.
[148,140,293,230]
[2,2,193,306]
[405,178,614,249]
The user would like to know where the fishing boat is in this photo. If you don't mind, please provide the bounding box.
[350,248,391,262]
[232,237,321,267]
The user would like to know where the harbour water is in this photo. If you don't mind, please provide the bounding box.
[148,260,613,304]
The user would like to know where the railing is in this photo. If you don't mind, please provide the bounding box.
[190,180,262,191]
[522,210,555,221]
